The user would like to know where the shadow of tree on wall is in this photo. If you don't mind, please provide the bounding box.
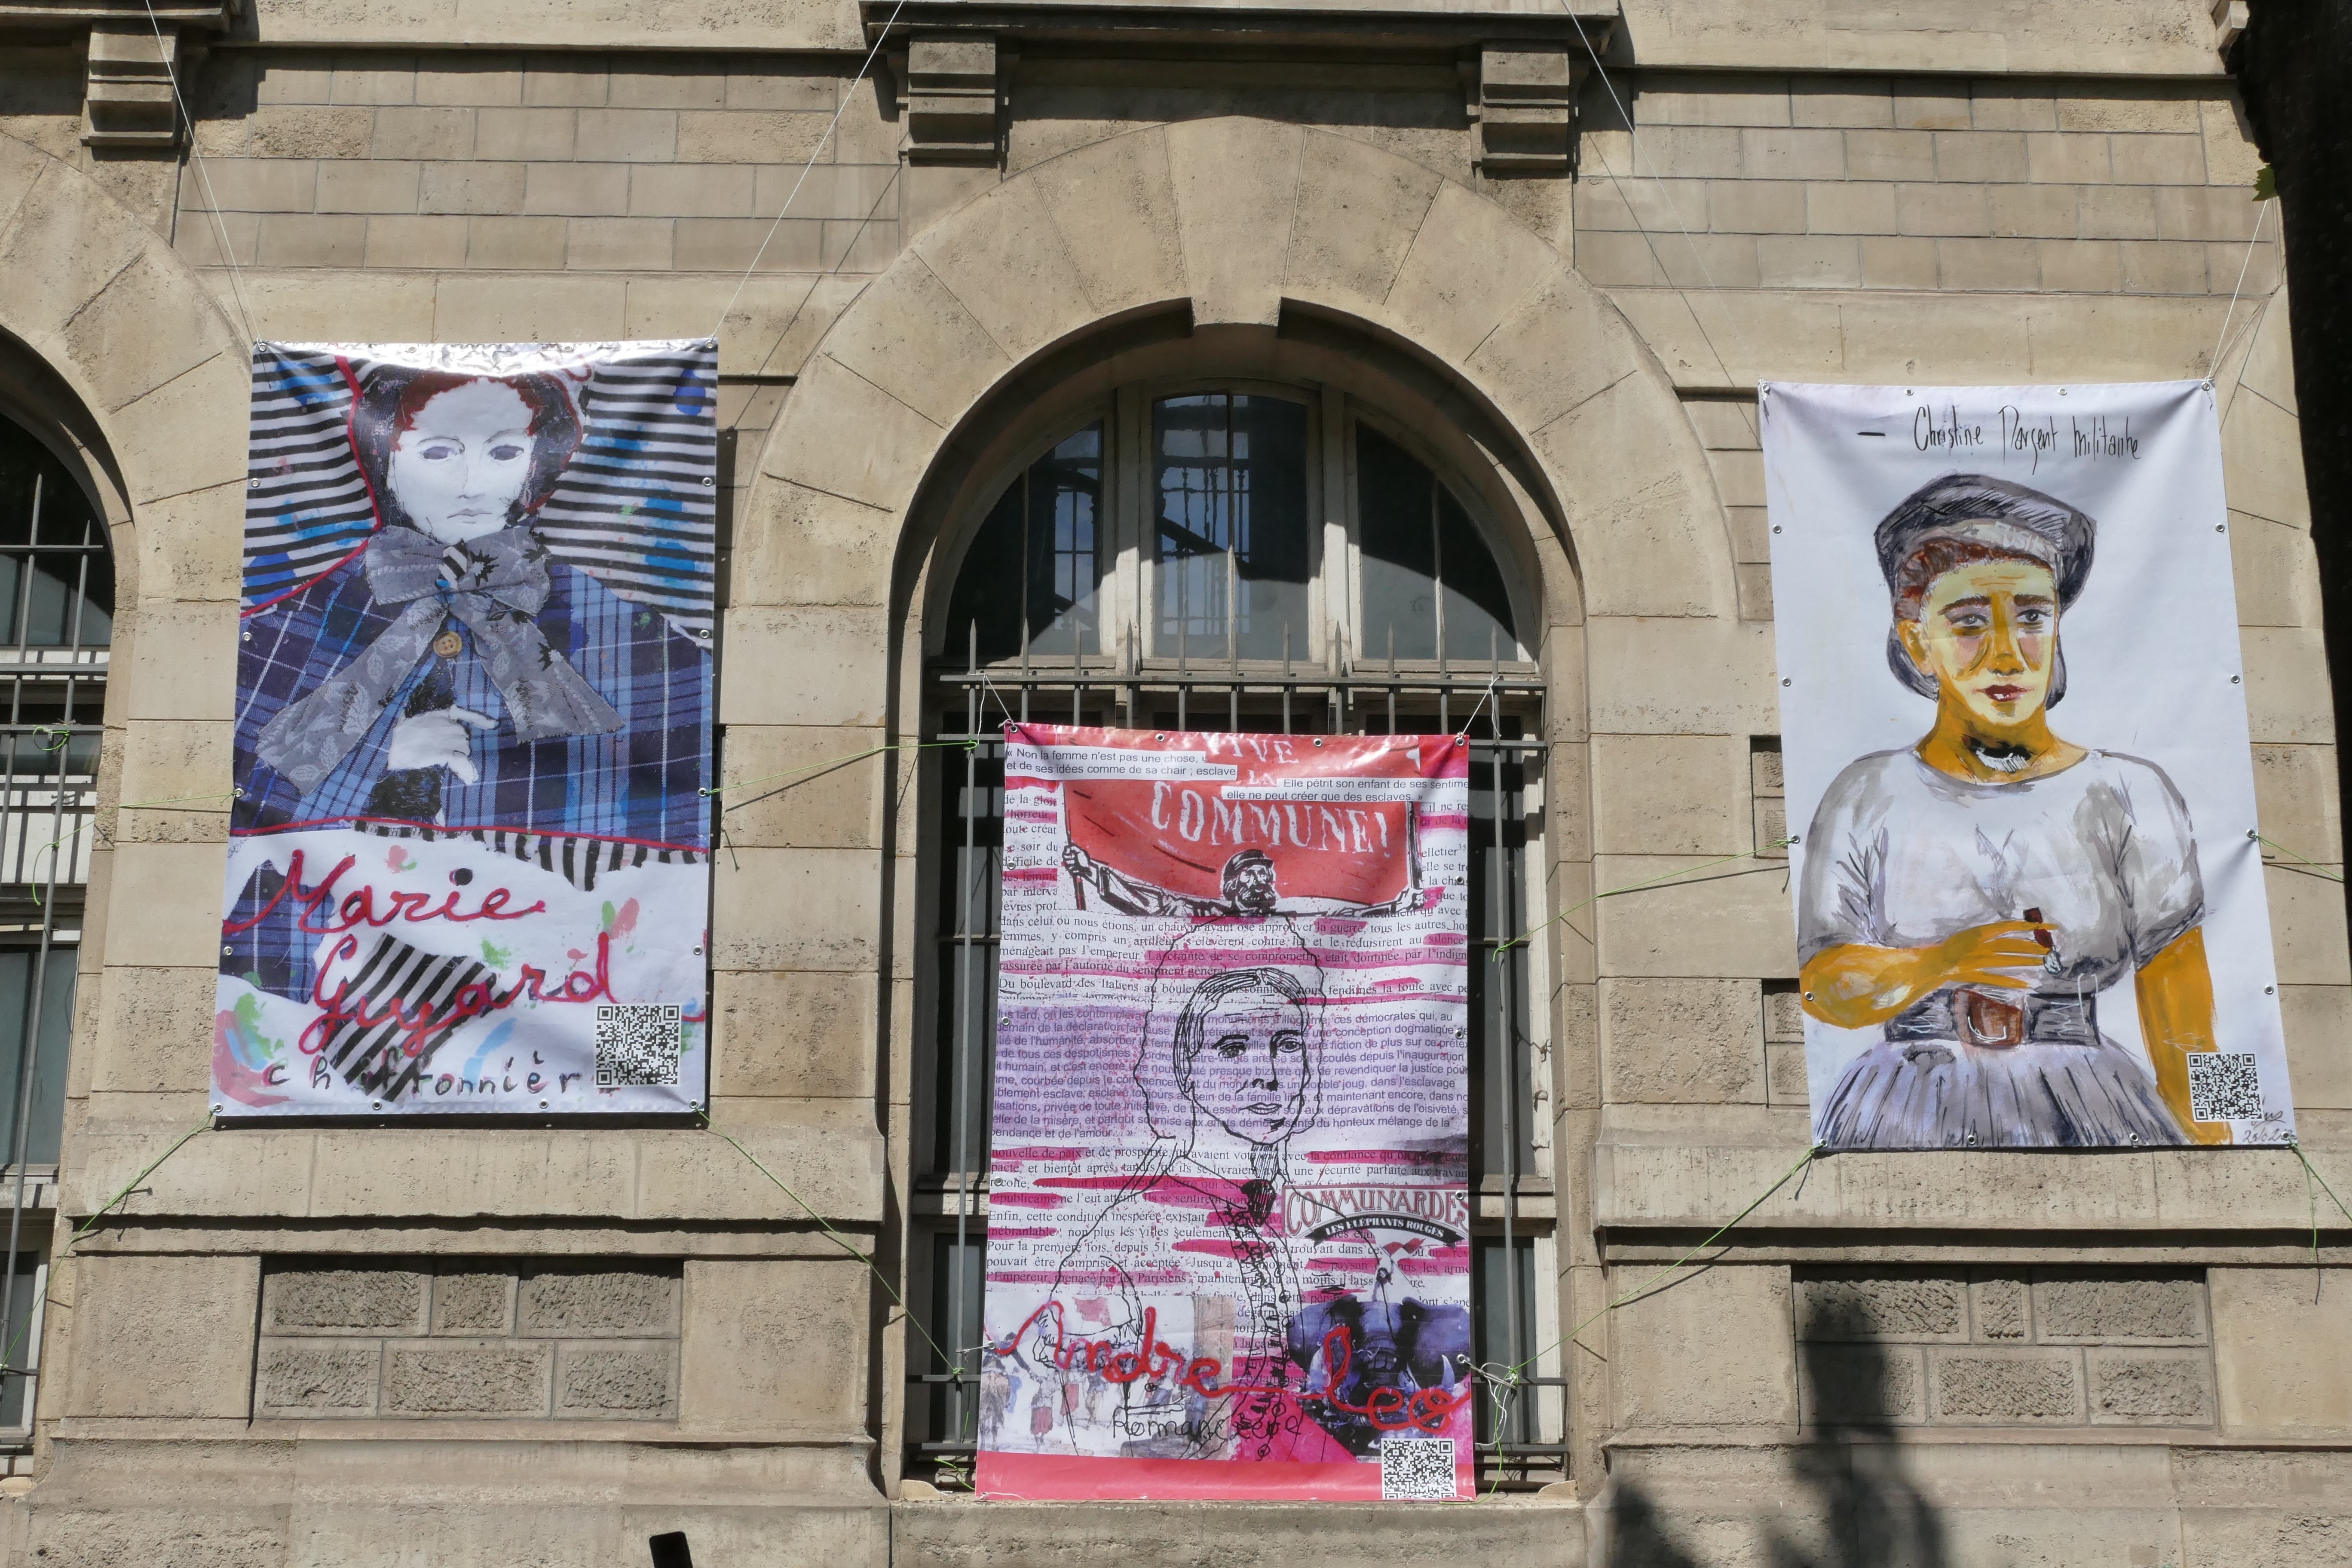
[1606,1326,1948,1568]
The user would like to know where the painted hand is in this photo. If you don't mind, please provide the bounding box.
[1928,920,2052,991]
[1062,844,1093,879]
[386,706,496,784]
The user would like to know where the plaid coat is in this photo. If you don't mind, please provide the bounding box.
[232,543,710,849]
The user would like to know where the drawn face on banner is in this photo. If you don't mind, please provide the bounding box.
[1221,851,1280,914]
[387,379,540,545]
[1175,970,1311,1145]
[1896,555,2060,733]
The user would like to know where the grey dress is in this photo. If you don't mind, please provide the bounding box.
[1798,749,2201,1149]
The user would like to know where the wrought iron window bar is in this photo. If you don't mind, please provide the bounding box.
[910,639,1565,1481]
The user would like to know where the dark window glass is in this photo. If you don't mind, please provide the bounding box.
[943,424,1104,665]
[1473,1236,1537,1445]
[1155,393,1309,661]
[0,420,110,652]
[924,1230,986,1446]
[930,739,1000,1179]
[1354,422,1516,665]
[0,948,74,1167]
[1357,423,1439,661]
[0,1249,34,1428]
[1439,487,1515,664]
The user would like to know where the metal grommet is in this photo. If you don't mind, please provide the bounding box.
[242,630,252,641]
[1965,1131,1978,1145]
[539,1100,549,1110]
[1782,678,1792,687]
[2231,675,2241,684]
[1313,738,1324,747]
[2265,985,2275,995]
[370,1100,383,1111]
[223,945,234,956]
[701,475,716,486]
[2216,524,2226,533]
[1772,525,1783,533]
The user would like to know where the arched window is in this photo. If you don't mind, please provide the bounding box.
[0,410,113,1435]
[909,378,1557,1483]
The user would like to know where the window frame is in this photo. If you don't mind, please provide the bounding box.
[902,374,1565,1487]
[922,376,1538,674]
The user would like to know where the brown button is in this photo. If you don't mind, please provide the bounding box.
[432,630,464,659]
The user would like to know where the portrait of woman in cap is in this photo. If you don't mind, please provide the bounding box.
[1797,473,2231,1149]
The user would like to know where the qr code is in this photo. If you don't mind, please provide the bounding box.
[1379,1436,1458,1501]
[594,1003,683,1087]
[2188,1052,2263,1124]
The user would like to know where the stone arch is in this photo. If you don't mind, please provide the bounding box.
[0,129,251,612]
[738,115,1738,721]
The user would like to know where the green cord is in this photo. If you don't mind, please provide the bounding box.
[58,1116,213,1258]
[2288,1138,2352,1268]
[2255,833,2345,883]
[700,738,977,807]
[1458,1139,1822,1500]
[31,789,245,906]
[703,1118,964,1374]
[1495,838,1795,962]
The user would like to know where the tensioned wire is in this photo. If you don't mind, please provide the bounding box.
[141,0,259,344]
[712,0,912,340]
[1553,0,1761,429]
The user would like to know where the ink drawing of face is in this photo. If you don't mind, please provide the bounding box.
[1184,982,1308,1145]
[388,379,538,545]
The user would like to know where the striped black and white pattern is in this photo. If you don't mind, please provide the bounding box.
[356,820,707,894]
[242,340,718,637]
[318,932,498,1101]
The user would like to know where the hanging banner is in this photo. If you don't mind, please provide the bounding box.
[214,340,716,1116]
[1764,380,2294,1150]
[978,725,1474,1501]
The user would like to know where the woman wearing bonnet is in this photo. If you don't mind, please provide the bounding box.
[224,361,707,1017]
[1799,473,2232,1149]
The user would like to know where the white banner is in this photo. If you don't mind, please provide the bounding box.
[1763,380,2293,1149]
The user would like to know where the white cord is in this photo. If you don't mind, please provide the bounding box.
[713,0,911,340]
[143,0,257,344]
[1555,4,1759,420]
[2208,197,2272,387]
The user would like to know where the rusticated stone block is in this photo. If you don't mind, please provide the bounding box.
[265,1267,428,1334]
[2089,1349,2216,1424]
[2034,1272,2206,1342]
[432,1270,516,1334]
[1796,1271,1967,1342]
[1931,1351,2085,1422]
[1970,1276,2030,1341]
[518,1268,680,1335]
[1801,1343,1924,1426]
[556,1341,679,1417]
[256,1342,378,1415]
[383,1341,552,1415]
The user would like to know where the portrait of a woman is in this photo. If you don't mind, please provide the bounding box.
[223,359,710,1044]
[1798,472,2232,1149]
[233,363,706,845]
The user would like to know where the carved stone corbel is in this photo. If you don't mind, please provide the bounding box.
[1471,43,1583,175]
[903,34,1010,165]
[83,20,186,149]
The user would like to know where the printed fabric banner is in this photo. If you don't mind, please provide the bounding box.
[978,725,1474,1501]
[1763,380,2294,1150]
[214,340,716,1116]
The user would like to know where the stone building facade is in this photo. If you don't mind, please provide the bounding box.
[0,0,2340,1563]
